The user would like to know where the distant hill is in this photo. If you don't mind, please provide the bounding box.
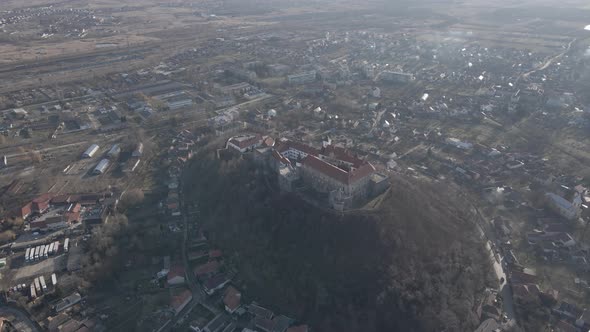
[184,150,495,331]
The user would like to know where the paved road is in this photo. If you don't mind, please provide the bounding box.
[485,242,516,327]
[0,304,42,332]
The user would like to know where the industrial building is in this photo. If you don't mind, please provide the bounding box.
[132,142,144,157]
[106,144,121,159]
[287,71,317,85]
[379,71,414,83]
[93,159,110,175]
[82,144,100,158]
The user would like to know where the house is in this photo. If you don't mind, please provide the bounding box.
[223,286,241,314]
[203,313,231,332]
[555,320,578,332]
[476,292,501,321]
[31,215,69,231]
[194,260,220,279]
[54,292,82,312]
[209,249,223,259]
[553,302,583,321]
[248,303,273,319]
[511,270,539,285]
[228,134,263,153]
[286,326,308,332]
[512,284,540,301]
[527,231,576,248]
[47,313,71,332]
[203,274,230,295]
[546,193,580,220]
[32,193,52,213]
[167,265,186,285]
[576,309,590,330]
[473,319,501,332]
[253,315,292,332]
[221,322,237,332]
[170,289,192,315]
[17,203,32,219]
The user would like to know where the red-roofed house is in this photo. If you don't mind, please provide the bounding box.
[228,134,263,153]
[32,193,52,213]
[170,289,192,315]
[271,150,292,172]
[203,274,230,295]
[209,249,223,259]
[223,286,242,314]
[194,260,220,279]
[17,203,32,219]
[167,265,186,285]
[261,136,275,148]
[51,195,72,206]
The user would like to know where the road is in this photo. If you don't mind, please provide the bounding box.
[485,241,516,327]
[5,141,88,158]
[451,186,517,327]
[0,304,42,332]
[163,149,224,331]
[519,37,576,81]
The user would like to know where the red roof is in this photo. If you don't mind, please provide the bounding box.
[194,260,220,277]
[271,150,291,166]
[170,289,192,311]
[32,193,52,204]
[51,195,72,205]
[167,265,185,282]
[276,140,320,156]
[229,134,262,149]
[302,155,375,185]
[65,211,80,223]
[18,203,32,218]
[321,145,364,167]
[262,136,275,147]
[223,286,241,311]
[511,271,538,285]
[209,249,223,259]
[67,203,81,213]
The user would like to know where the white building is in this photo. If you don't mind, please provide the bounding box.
[227,134,262,153]
[445,137,473,150]
[82,144,100,158]
[93,159,110,175]
[287,70,317,85]
[132,142,144,157]
[546,193,580,220]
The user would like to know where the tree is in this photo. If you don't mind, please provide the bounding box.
[0,230,16,244]
[28,151,42,164]
[118,189,144,212]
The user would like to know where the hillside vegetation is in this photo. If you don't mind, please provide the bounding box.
[184,150,495,331]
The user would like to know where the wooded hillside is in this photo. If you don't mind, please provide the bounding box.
[184,150,495,331]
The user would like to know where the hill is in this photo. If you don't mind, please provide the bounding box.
[184,150,495,331]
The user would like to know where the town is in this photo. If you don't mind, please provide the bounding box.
[0,0,589,331]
